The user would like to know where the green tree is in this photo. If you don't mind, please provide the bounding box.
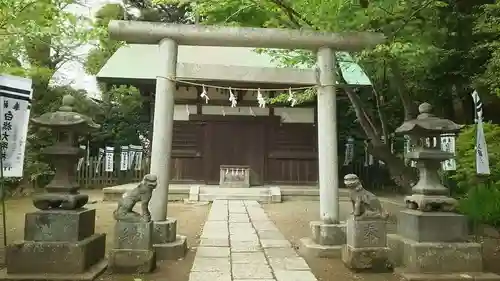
[0,0,99,192]
[152,0,500,191]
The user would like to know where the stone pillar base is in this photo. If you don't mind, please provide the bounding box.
[108,249,156,273]
[299,221,346,258]
[299,237,343,258]
[154,235,188,260]
[153,219,187,260]
[342,245,391,272]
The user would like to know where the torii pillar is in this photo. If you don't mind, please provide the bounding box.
[108,20,385,260]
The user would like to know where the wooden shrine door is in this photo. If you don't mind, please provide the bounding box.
[204,119,265,185]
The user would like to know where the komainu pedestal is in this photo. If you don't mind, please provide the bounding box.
[108,221,156,273]
[2,209,107,280]
[342,216,391,272]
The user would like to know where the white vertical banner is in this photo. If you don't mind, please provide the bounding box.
[471,90,490,175]
[343,136,354,166]
[363,140,374,166]
[128,145,135,168]
[378,136,386,166]
[120,146,129,171]
[475,121,490,175]
[0,75,33,177]
[129,145,142,170]
[134,145,143,170]
[440,134,456,171]
[95,148,104,174]
[105,146,114,172]
[77,145,86,171]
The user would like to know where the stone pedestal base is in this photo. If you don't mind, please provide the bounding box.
[342,216,391,271]
[342,245,391,272]
[388,234,483,273]
[108,221,156,273]
[153,219,187,260]
[0,209,107,281]
[395,268,500,281]
[0,260,108,281]
[6,234,106,274]
[389,210,500,281]
[299,221,345,258]
[108,249,156,274]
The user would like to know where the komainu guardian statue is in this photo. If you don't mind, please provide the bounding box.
[344,174,387,220]
[113,174,157,222]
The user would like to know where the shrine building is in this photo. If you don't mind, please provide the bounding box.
[96,44,371,186]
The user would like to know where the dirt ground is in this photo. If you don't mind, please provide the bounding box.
[1,190,210,281]
[263,200,500,281]
[2,192,500,281]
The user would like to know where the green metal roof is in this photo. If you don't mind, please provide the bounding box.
[97,44,372,86]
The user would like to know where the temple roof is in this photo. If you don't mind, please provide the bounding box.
[96,45,372,88]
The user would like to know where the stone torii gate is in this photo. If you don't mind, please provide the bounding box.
[108,20,385,257]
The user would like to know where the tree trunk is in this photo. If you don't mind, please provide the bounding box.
[344,87,417,192]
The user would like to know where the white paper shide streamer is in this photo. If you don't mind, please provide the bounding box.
[343,136,354,166]
[200,85,209,104]
[105,146,114,172]
[287,88,297,107]
[257,88,266,108]
[228,88,237,108]
[471,90,490,175]
[0,75,33,177]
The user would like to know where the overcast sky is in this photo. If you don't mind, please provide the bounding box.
[52,0,123,99]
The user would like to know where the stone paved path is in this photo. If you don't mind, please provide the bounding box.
[189,200,318,281]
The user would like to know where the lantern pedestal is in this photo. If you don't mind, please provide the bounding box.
[0,209,107,281]
[388,210,494,281]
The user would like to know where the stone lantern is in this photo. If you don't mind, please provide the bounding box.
[30,94,100,210]
[395,102,463,212]
[0,95,107,281]
[388,103,500,280]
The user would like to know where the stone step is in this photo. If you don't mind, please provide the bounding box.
[191,187,282,203]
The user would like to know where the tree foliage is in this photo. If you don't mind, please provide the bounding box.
[0,0,103,192]
[152,0,500,191]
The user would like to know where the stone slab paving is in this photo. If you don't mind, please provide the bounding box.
[189,200,318,281]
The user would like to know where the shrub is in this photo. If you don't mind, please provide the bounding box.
[452,123,500,194]
[458,184,500,227]
[453,123,500,226]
